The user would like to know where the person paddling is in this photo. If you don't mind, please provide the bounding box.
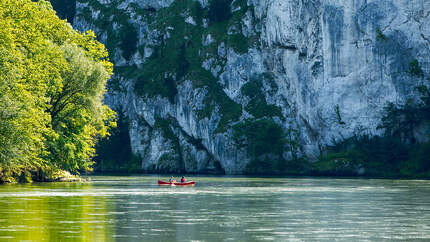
[180,176,186,183]
[169,176,176,184]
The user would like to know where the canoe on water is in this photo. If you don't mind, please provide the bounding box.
[158,180,195,186]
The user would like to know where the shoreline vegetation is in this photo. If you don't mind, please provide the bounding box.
[89,170,430,180]
[0,0,115,184]
[0,167,84,184]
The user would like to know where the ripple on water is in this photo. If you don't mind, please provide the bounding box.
[0,185,401,198]
[0,177,429,241]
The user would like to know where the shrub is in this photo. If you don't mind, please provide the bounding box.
[376,28,387,41]
[241,78,282,119]
[408,59,424,78]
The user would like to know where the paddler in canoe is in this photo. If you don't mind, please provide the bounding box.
[158,176,195,186]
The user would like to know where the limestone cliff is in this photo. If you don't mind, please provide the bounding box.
[69,0,430,174]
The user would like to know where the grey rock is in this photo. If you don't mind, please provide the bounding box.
[73,0,430,174]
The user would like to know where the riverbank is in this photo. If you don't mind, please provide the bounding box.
[0,167,86,184]
[91,169,430,180]
[3,161,430,184]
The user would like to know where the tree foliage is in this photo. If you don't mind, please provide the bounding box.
[233,119,287,174]
[0,0,115,182]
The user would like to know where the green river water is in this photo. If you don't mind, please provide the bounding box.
[0,176,429,241]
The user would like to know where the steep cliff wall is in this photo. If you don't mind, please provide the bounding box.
[71,0,430,174]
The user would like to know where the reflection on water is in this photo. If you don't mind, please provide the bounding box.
[0,182,112,241]
[0,176,430,241]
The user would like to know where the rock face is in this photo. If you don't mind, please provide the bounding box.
[71,0,430,174]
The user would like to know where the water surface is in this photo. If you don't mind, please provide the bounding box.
[0,176,429,241]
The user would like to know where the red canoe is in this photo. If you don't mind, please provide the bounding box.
[158,180,195,186]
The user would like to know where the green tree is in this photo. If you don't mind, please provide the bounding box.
[233,119,286,174]
[45,43,115,173]
[0,0,115,182]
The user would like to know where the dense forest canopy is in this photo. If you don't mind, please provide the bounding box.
[0,0,115,182]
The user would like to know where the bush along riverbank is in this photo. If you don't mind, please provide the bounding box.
[0,0,115,183]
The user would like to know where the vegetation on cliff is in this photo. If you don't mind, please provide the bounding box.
[0,0,115,183]
[315,82,430,178]
[55,0,430,178]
